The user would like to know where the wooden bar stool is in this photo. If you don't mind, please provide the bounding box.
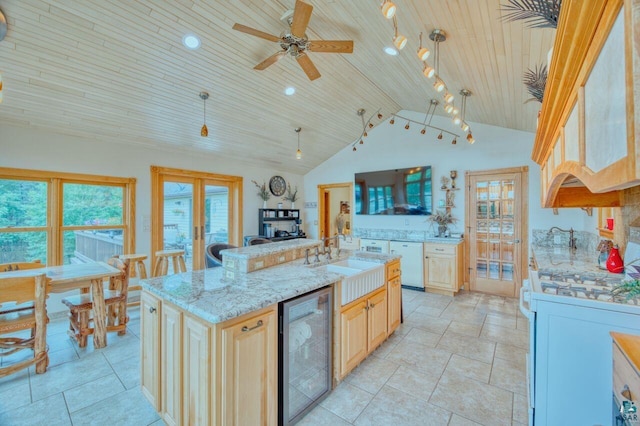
[118,254,147,306]
[154,249,187,276]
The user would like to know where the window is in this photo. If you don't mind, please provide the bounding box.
[404,168,432,213]
[0,168,135,265]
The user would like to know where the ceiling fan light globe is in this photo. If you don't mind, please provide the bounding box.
[417,47,430,61]
[393,34,407,50]
[381,1,397,19]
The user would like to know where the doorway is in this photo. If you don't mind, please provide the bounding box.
[151,166,243,273]
[465,167,528,297]
[317,182,353,243]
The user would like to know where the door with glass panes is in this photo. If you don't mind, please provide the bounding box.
[466,168,528,297]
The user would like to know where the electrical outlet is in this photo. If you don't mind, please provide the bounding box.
[554,235,562,244]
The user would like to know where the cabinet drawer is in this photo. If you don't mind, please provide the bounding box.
[386,260,401,279]
[425,244,456,255]
[613,343,640,404]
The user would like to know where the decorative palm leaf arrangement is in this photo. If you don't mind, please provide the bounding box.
[523,64,548,103]
[612,265,640,301]
[251,180,271,201]
[500,0,562,29]
[282,184,299,203]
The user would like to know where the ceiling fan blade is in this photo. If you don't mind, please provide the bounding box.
[296,53,321,81]
[232,23,281,43]
[307,40,354,54]
[290,0,313,38]
[254,51,286,70]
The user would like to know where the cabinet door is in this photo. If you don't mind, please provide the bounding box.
[221,309,277,426]
[340,300,368,376]
[367,289,388,351]
[182,315,211,426]
[387,276,402,334]
[426,254,455,290]
[161,303,182,426]
[140,291,160,410]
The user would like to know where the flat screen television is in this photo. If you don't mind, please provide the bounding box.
[354,166,433,215]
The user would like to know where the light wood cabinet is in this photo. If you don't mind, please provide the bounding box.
[140,290,277,426]
[532,0,639,208]
[220,308,277,426]
[611,332,640,424]
[339,287,388,378]
[140,291,160,410]
[386,259,401,335]
[424,243,463,296]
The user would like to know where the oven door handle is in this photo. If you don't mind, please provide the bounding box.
[519,279,533,319]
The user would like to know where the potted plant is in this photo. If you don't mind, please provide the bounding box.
[252,180,271,208]
[428,209,457,237]
[282,184,298,209]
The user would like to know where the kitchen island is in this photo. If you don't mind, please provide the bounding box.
[521,244,640,425]
[140,239,400,425]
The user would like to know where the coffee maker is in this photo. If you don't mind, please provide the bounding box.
[294,218,302,236]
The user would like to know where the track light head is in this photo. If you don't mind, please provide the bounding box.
[381,1,396,19]
[434,77,445,93]
[437,132,443,140]
[359,139,364,144]
[404,122,410,130]
[393,34,407,50]
[452,137,457,145]
[417,47,430,61]
[461,121,470,132]
[444,92,454,103]
[444,104,454,114]
[390,117,395,125]
[368,122,374,128]
[453,115,462,126]
[377,112,383,119]
[422,64,435,79]
[467,132,475,144]
[363,131,368,137]
[353,146,357,151]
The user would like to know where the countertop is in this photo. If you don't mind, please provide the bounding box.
[141,250,399,324]
[531,245,625,286]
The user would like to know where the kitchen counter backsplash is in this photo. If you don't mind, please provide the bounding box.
[352,228,463,242]
[532,229,599,252]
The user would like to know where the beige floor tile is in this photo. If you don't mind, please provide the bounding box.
[111,353,141,390]
[0,367,29,391]
[319,382,374,423]
[448,413,483,425]
[370,331,404,358]
[403,327,442,347]
[437,331,496,364]
[494,343,527,367]
[29,351,114,402]
[484,312,517,329]
[0,393,71,425]
[70,387,160,426]
[0,380,31,415]
[385,365,440,401]
[440,304,487,324]
[63,373,126,413]
[297,405,352,426]
[489,356,527,396]
[386,340,452,376]
[512,392,529,424]
[447,320,483,338]
[354,385,451,426]
[345,355,399,394]
[47,345,80,369]
[430,372,513,426]
[444,354,492,383]
[414,304,446,317]
[404,312,451,334]
[481,323,528,350]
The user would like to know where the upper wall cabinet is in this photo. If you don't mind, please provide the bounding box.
[533,0,638,208]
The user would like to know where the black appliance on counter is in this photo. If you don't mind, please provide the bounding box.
[278,286,333,425]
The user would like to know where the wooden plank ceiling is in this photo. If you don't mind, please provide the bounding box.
[0,0,554,174]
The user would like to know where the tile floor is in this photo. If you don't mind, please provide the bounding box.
[0,289,529,426]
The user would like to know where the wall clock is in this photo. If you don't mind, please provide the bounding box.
[269,175,286,196]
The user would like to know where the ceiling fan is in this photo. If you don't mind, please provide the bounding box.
[232,0,353,81]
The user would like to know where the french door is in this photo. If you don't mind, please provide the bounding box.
[151,166,242,273]
[466,167,528,297]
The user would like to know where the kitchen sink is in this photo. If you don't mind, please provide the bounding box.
[314,259,384,305]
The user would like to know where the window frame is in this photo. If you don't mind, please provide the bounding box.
[0,167,136,265]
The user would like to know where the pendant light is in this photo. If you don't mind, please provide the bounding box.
[295,127,302,159]
[199,92,209,137]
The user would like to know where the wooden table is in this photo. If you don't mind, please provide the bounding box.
[2,262,121,349]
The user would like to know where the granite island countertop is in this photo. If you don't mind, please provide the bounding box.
[141,249,400,324]
[531,245,625,286]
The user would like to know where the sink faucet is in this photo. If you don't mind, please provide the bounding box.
[548,226,577,250]
[314,246,321,263]
[304,248,310,265]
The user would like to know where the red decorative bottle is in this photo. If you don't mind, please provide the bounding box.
[606,245,625,274]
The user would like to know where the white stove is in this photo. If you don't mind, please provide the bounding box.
[534,269,638,305]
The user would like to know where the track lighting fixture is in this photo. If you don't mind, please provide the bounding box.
[459,89,476,144]
[437,132,443,140]
[199,92,209,137]
[377,112,383,119]
[392,17,407,50]
[417,32,430,61]
[452,137,457,145]
[404,122,410,130]
[390,117,395,124]
[350,108,382,151]
[295,127,302,159]
[467,132,475,144]
[383,99,460,143]
[353,146,357,151]
[380,1,396,19]
[420,127,426,135]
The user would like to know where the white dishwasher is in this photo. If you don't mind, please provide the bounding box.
[389,241,424,289]
[359,238,389,254]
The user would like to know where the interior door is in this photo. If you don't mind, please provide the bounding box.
[466,168,528,297]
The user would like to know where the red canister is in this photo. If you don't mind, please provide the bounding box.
[606,245,624,274]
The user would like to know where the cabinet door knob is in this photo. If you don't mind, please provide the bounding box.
[242,320,264,332]
[370,303,375,308]
[149,306,156,314]
[621,384,632,400]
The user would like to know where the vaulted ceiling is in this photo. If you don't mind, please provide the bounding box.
[0,1,555,174]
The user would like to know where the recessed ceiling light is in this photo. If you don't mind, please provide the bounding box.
[284,86,296,96]
[182,34,201,50]
[384,46,398,56]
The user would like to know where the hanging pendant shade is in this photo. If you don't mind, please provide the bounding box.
[199,92,209,137]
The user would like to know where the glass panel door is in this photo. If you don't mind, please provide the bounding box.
[162,181,194,272]
[204,184,229,245]
[469,172,523,297]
